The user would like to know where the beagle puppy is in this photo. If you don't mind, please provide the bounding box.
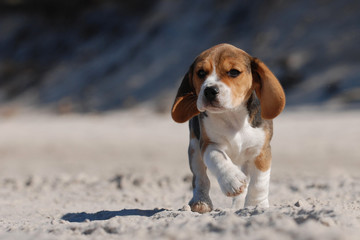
[171,44,285,213]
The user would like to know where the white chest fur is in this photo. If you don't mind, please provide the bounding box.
[202,106,265,165]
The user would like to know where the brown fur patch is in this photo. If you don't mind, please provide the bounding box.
[251,58,286,119]
[199,117,214,158]
[171,64,200,123]
[254,146,272,172]
[254,121,273,172]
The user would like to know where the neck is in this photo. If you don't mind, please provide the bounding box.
[204,104,249,131]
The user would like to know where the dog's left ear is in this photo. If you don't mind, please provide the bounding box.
[251,58,286,119]
[171,65,200,123]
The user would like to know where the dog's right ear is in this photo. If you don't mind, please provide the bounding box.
[171,65,200,123]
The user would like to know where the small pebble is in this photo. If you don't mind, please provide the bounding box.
[294,200,302,207]
[180,205,191,211]
[294,199,311,209]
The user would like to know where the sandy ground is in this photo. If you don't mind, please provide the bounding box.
[0,107,359,239]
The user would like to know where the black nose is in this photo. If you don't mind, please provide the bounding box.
[204,86,219,101]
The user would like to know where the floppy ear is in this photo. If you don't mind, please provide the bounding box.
[251,58,286,119]
[171,66,200,123]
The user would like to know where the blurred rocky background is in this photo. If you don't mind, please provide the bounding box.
[0,0,359,114]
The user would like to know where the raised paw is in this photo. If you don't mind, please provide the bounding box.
[217,168,247,197]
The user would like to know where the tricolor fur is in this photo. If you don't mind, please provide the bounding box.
[171,44,285,213]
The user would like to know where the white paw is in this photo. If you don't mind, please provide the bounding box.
[217,167,247,197]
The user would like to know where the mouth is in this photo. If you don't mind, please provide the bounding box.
[197,98,226,113]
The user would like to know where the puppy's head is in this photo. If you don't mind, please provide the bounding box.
[171,44,285,123]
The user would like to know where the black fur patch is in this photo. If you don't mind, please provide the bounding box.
[246,91,262,128]
[189,115,201,140]
[200,112,208,119]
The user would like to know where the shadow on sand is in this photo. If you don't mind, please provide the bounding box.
[61,208,166,222]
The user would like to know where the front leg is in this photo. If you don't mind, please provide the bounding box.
[203,145,248,197]
[188,138,213,213]
[232,163,250,209]
[245,149,271,208]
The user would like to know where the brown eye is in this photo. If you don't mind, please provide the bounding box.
[228,69,241,78]
[197,69,207,78]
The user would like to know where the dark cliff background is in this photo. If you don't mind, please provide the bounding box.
[0,0,359,114]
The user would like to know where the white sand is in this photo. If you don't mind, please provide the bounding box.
[0,108,359,239]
